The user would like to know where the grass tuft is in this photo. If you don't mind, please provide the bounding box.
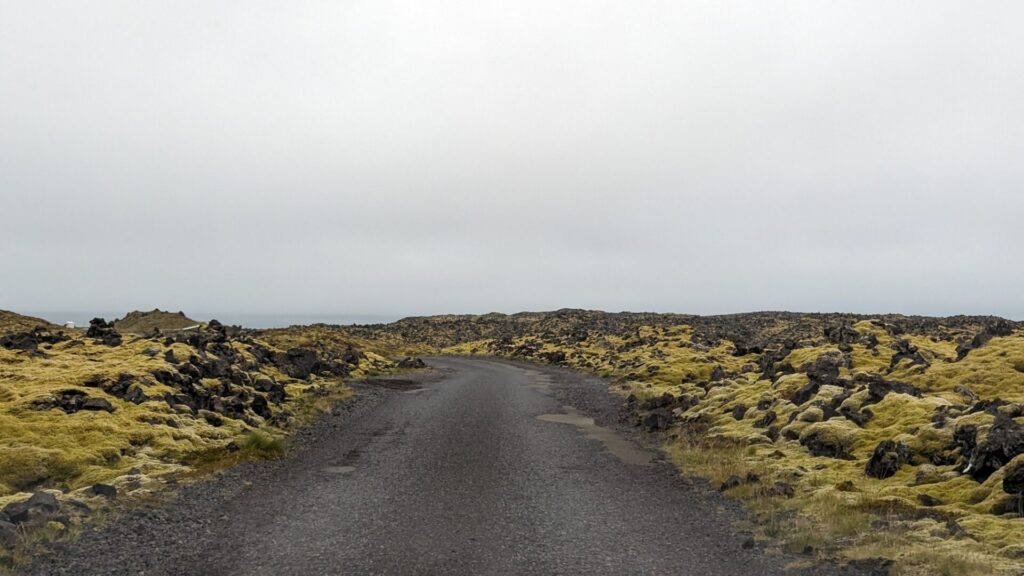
[237,431,287,458]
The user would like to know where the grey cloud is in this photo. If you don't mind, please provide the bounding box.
[2,1,1022,320]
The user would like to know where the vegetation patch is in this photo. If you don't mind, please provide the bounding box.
[0,315,410,571]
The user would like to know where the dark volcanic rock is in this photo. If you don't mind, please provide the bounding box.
[964,415,1024,480]
[800,427,852,459]
[539,350,567,364]
[731,404,748,420]
[273,347,347,380]
[954,424,978,457]
[865,440,913,479]
[757,345,796,382]
[0,519,17,547]
[956,320,1015,361]
[81,397,115,412]
[889,339,928,369]
[90,484,118,498]
[83,373,137,402]
[856,373,921,406]
[86,318,123,346]
[397,357,427,369]
[1002,459,1024,495]
[2,491,61,526]
[790,381,822,407]
[824,323,859,352]
[754,410,777,428]
[254,378,286,403]
[804,353,844,384]
[0,327,68,352]
[640,408,673,432]
[838,406,873,427]
[33,390,114,414]
[639,392,675,411]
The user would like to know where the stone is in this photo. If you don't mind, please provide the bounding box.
[81,397,115,412]
[86,318,123,346]
[799,422,855,459]
[640,408,672,432]
[803,352,844,385]
[889,339,928,369]
[198,410,223,427]
[397,357,427,369]
[964,415,1024,480]
[0,520,17,548]
[753,410,777,428]
[1003,457,1024,494]
[124,384,148,405]
[956,320,1015,360]
[2,492,60,525]
[731,404,748,420]
[865,440,913,479]
[0,327,68,352]
[89,484,117,498]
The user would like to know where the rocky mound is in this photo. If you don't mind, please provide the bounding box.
[112,309,200,334]
[0,311,58,335]
[347,309,695,349]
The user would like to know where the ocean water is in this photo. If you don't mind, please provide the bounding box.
[23,311,404,330]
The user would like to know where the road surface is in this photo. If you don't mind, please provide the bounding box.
[24,357,850,576]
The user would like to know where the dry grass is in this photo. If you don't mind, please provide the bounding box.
[0,311,57,333]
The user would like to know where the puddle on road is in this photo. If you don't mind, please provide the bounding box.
[525,371,554,394]
[536,407,653,466]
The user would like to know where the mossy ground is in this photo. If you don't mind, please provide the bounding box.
[0,311,57,334]
[0,323,407,571]
[444,320,1024,574]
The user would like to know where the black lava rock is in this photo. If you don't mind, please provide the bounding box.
[865,440,913,479]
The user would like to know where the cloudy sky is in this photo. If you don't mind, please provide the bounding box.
[2,1,1022,320]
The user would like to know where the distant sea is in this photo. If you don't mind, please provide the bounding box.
[23,311,404,329]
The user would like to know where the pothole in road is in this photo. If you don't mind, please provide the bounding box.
[536,407,654,466]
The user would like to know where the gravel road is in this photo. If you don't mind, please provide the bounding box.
[21,357,863,576]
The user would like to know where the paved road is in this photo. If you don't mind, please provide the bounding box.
[25,358,842,576]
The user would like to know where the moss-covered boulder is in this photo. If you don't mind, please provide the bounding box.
[799,420,858,459]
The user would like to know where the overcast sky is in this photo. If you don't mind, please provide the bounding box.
[2,1,1022,320]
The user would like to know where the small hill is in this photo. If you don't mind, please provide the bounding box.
[0,310,59,334]
[113,309,200,334]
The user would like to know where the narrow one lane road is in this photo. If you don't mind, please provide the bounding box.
[24,358,848,576]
